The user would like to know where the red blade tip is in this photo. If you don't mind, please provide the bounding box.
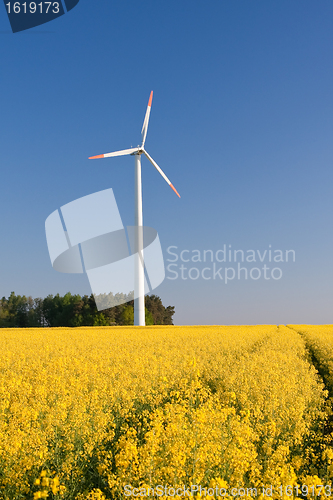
[170,183,181,198]
[148,91,153,107]
[89,154,104,159]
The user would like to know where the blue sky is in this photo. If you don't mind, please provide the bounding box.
[0,0,332,324]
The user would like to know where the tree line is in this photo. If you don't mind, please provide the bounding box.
[0,292,175,327]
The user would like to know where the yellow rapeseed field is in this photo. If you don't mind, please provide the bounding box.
[0,325,333,500]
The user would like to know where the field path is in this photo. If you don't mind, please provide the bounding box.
[286,324,333,435]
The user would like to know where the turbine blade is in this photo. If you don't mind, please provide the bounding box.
[141,91,153,147]
[143,149,181,198]
[89,147,139,159]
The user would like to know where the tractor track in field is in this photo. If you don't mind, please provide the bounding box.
[286,325,333,436]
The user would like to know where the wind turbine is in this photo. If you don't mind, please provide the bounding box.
[89,91,180,326]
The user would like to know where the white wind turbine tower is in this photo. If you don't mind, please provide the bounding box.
[89,91,180,326]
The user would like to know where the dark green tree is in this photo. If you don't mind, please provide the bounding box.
[0,292,175,327]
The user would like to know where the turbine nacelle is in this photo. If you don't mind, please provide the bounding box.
[131,148,144,156]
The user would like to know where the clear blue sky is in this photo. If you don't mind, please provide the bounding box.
[0,0,332,324]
